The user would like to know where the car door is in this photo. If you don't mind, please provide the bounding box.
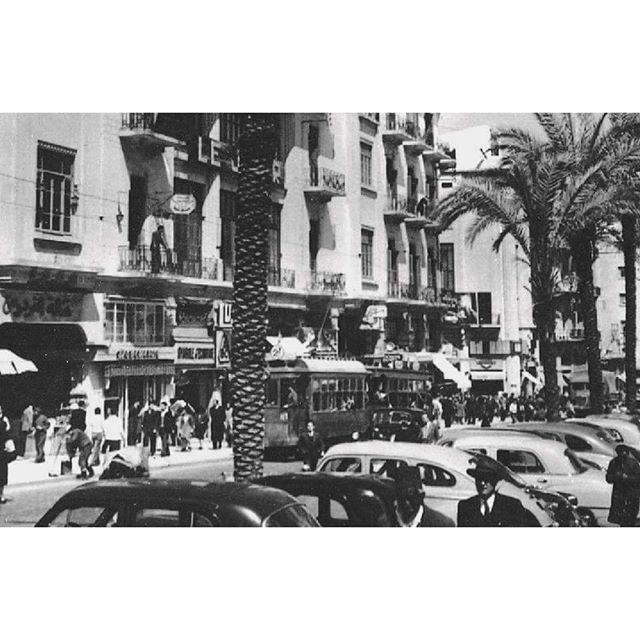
[131,500,217,527]
[415,462,474,524]
[495,447,549,486]
[40,502,124,527]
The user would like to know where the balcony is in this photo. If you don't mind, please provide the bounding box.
[267,266,296,289]
[118,245,220,280]
[308,271,346,295]
[383,192,411,223]
[383,113,414,145]
[360,113,380,124]
[387,282,440,304]
[304,166,346,201]
[555,325,585,342]
[119,113,181,149]
[405,196,434,229]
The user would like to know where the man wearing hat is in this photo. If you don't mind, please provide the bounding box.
[457,459,531,527]
[606,444,640,527]
[394,466,430,527]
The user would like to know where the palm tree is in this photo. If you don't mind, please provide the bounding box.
[435,130,567,420]
[232,113,278,481]
[539,113,640,414]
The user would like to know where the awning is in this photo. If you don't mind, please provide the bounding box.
[521,370,543,387]
[266,336,305,360]
[432,353,471,390]
[470,370,504,382]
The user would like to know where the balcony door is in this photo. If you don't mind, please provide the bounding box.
[128,175,147,248]
[220,190,236,281]
[173,178,204,277]
[477,292,492,324]
[269,204,282,284]
[409,243,420,290]
[309,218,320,271]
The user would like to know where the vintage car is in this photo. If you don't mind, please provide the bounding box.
[448,433,613,526]
[35,479,320,527]
[499,422,617,470]
[437,428,549,447]
[567,414,640,446]
[365,407,426,443]
[256,473,400,526]
[316,441,558,526]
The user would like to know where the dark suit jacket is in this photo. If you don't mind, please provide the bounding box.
[457,493,533,527]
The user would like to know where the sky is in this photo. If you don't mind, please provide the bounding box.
[439,113,542,135]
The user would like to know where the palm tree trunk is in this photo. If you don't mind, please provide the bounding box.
[532,298,560,421]
[232,114,277,481]
[572,238,604,414]
[621,213,637,414]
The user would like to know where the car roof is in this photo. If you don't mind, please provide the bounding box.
[322,441,479,472]
[439,428,543,441]
[59,479,299,516]
[257,473,396,498]
[452,433,570,452]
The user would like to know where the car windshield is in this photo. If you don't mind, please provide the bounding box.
[564,449,588,474]
[263,503,320,527]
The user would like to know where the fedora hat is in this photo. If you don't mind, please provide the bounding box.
[467,460,502,483]
[395,465,422,488]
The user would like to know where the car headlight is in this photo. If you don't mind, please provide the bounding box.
[557,491,579,507]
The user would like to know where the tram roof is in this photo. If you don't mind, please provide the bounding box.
[269,358,368,375]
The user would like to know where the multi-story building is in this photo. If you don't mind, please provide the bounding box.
[0,113,456,432]
[439,121,635,397]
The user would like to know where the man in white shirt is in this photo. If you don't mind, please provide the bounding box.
[88,407,105,467]
[102,407,125,454]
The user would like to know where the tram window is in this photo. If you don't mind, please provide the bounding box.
[280,382,293,408]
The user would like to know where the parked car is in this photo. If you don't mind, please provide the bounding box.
[316,441,558,526]
[567,414,640,446]
[500,422,617,470]
[365,407,425,443]
[35,479,320,527]
[438,428,548,447]
[447,433,613,526]
[256,473,400,526]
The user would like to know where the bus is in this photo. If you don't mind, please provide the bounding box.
[265,358,369,451]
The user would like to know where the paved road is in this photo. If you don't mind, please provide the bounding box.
[0,459,301,527]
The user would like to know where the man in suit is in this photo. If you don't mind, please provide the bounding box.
[457,460,532,527]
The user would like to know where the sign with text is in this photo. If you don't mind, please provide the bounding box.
[215,330,231,367]
[214,301,233,328]
[170,194,197,215]
[115,349,160,361]
[176,344,215,364]
[0,290,84,323]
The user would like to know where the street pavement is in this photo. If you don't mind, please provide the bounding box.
[0,456,301,527]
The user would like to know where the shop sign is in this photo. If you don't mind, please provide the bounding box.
[115,349,160,361]
[0,290,84,322]
[177,346,215,363]
[359,304,387,331]
[27,268,96,289]
[216,330,231,367]
[169,194,197,215]
[214,301,233,328]
[104,362,175,377]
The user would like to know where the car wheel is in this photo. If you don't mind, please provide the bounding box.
[576,508,598,527]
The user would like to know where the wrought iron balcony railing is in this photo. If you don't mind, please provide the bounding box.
[308,271,346,295]
[305,166,346,199]
[118,245,219,280]
[267,266,296,289]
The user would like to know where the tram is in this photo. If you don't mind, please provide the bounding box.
[264,358,369,451]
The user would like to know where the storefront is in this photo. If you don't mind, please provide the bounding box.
[97,346,176,438]
[468,358,505,395]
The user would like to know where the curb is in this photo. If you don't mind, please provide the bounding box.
[8,449,233,490]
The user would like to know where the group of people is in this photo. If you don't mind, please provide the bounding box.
[129,398,232,457]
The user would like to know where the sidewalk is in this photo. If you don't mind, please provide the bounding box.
[8,441,233,488]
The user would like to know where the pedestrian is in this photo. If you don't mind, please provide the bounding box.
[177,407,194,452]
[480,397,493,428]
[128,401,142,446]
[210,400,225,450]
[69,401,87,432]
[606,444,640,527]
[101,407,125,454]
[65,425,93,479]
[508,395,518,423]
[441,395,454,429]
[454,395,466,425]
[18,403,33,458]
[393,466,430,527]
[0,405,15,503]
[194,406,208,450]
[88,407,104,467]
[297,421,325,471]
[420,413,439,444]
[466,394,477,425]
[431,394,444,433]
[33,407,49,463]
[159,400,174,457]
[457,459,533,527]
[141,401,160,456]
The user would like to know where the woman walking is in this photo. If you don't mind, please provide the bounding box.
[194,406,208,450]
[606,445,640,527]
